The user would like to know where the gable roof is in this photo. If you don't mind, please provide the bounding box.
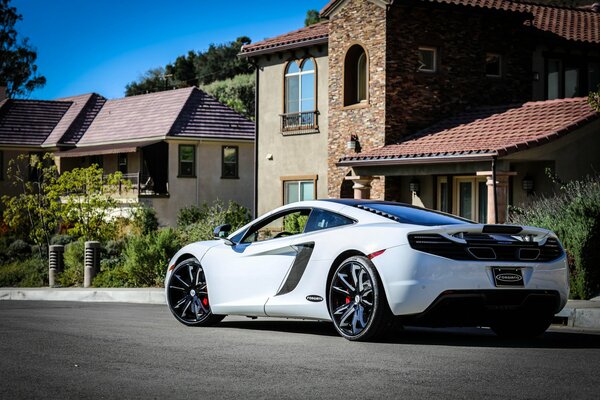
[169,89,255,140]
[240,21,329,57]
[242,0,600,57]
[0,99,72,146]
[338,97,599,165]
[42,93,107,147]
[76,87,254,146]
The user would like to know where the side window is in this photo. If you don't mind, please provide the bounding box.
[304,208,354,233]
[242,209,311,243]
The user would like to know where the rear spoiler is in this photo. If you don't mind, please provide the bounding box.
[410,224,553,245]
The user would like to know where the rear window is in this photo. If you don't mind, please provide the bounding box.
[357,203,470,226]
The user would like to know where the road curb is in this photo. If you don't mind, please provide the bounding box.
[1,288,598,330]
[0,288,165,304]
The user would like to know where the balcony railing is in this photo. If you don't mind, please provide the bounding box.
[280,111,319,135]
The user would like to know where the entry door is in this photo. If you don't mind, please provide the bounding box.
[453,177,488,223]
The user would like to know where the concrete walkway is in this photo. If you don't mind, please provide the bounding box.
[1,287,599,330]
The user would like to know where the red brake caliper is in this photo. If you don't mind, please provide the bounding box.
[202,298,209,306]
[345,296,351,304]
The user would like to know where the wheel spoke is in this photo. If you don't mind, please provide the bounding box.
[195,267,202,286]
[181,299,192,317]
[351,264,359,287]
[169,285,186,291]
[173,296,188,309]
[338,272,355,292]
[334,301,352,315]
[174,274,189,288]
[339,304,355,327]
[332,285,350,295]
[361,298,373,307]
[188,265,194,284]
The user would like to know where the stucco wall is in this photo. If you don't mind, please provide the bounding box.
[146,139,254,226]
[256,47,329,217]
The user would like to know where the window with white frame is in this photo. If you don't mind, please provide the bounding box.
[418,47,437,72]
[285,59,315,114]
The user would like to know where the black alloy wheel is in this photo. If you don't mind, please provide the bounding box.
[328,255,390,341]
[167,258,224,326]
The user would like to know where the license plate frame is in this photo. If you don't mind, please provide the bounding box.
[492,267,524,287]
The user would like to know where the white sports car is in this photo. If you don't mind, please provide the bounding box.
[165,200,568,341]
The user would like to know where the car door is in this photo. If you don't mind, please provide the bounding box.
[201,208,312,316]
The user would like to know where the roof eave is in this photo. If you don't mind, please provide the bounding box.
[239,37,329,58]
[337,152,498,167]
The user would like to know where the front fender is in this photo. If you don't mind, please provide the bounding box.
[164,240,222,290]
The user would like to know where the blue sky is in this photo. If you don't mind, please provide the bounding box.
[13,0,325,100]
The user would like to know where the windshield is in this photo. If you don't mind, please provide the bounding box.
[358,203,471,226]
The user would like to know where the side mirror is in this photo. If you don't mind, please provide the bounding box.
[213,224,234,246]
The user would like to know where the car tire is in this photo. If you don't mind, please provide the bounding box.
[166,257,225,327]
[490,314,553,338]
[328,255,391,341]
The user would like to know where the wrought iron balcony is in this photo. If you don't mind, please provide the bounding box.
[280,111,319,135]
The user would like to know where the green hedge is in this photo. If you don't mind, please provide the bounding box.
[510,175,600,299]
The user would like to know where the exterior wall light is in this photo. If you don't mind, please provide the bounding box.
[347,134,359,151]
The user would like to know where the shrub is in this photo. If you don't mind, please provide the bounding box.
[177,200,251,243]
[122,228,181,287]
[8,239,31,258]
[132,206,159,235]
[50,234,74,246]
[0,256,46,287]
[58,240,85,286]
[509,174,600,299]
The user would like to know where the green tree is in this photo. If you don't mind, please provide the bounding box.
[0,0,46,98]
[305,9,321,26]
[1,153,59,255]
[124,67,184,96]
[202,73,255,119]
[56,164,131,241]
[124,36,254,96]
[589,91,600,112]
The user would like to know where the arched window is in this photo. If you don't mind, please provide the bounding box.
[283,59,316,131]
[344,45,368,106]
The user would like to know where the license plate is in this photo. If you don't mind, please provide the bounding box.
[492,267,524,287]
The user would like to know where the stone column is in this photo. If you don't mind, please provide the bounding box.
[345,176,378,200]
[477,171,517,224]
[48,245,64,287]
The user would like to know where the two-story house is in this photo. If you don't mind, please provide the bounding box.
[241,0,600,223]
[0,87,255,226]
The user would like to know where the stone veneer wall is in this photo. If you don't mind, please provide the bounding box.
[327,0,533,200]
[385,3,533,142]
[327,0,387,199]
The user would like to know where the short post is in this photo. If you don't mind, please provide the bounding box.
[48,245,64,287]
[84,241,101,288]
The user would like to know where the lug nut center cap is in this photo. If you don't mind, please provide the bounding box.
[190,289,196,296]
[355,295,361,303]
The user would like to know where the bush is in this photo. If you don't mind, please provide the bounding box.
[509,174,600,299]
[93,240,128,287]
[8,239,31,258]
[0,256,46,287]
[177,200,251,243]
[50,234,74,246]
[58,240,85,286]
[122,228,181,287]
[132,206,159,235]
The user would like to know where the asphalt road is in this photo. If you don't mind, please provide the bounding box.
[0,301,599,399]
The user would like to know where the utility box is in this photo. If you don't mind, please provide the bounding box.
[48,245,65,287]
[84,241,101,288]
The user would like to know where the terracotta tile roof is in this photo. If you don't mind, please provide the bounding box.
[169,89,255,140]
[239,21,329,56]
[247,0,599,56]
[524,3,600,44]
[0,99,72,146]
[339,97,599,164]
[42,93,107,146]
[77,87,254,146]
